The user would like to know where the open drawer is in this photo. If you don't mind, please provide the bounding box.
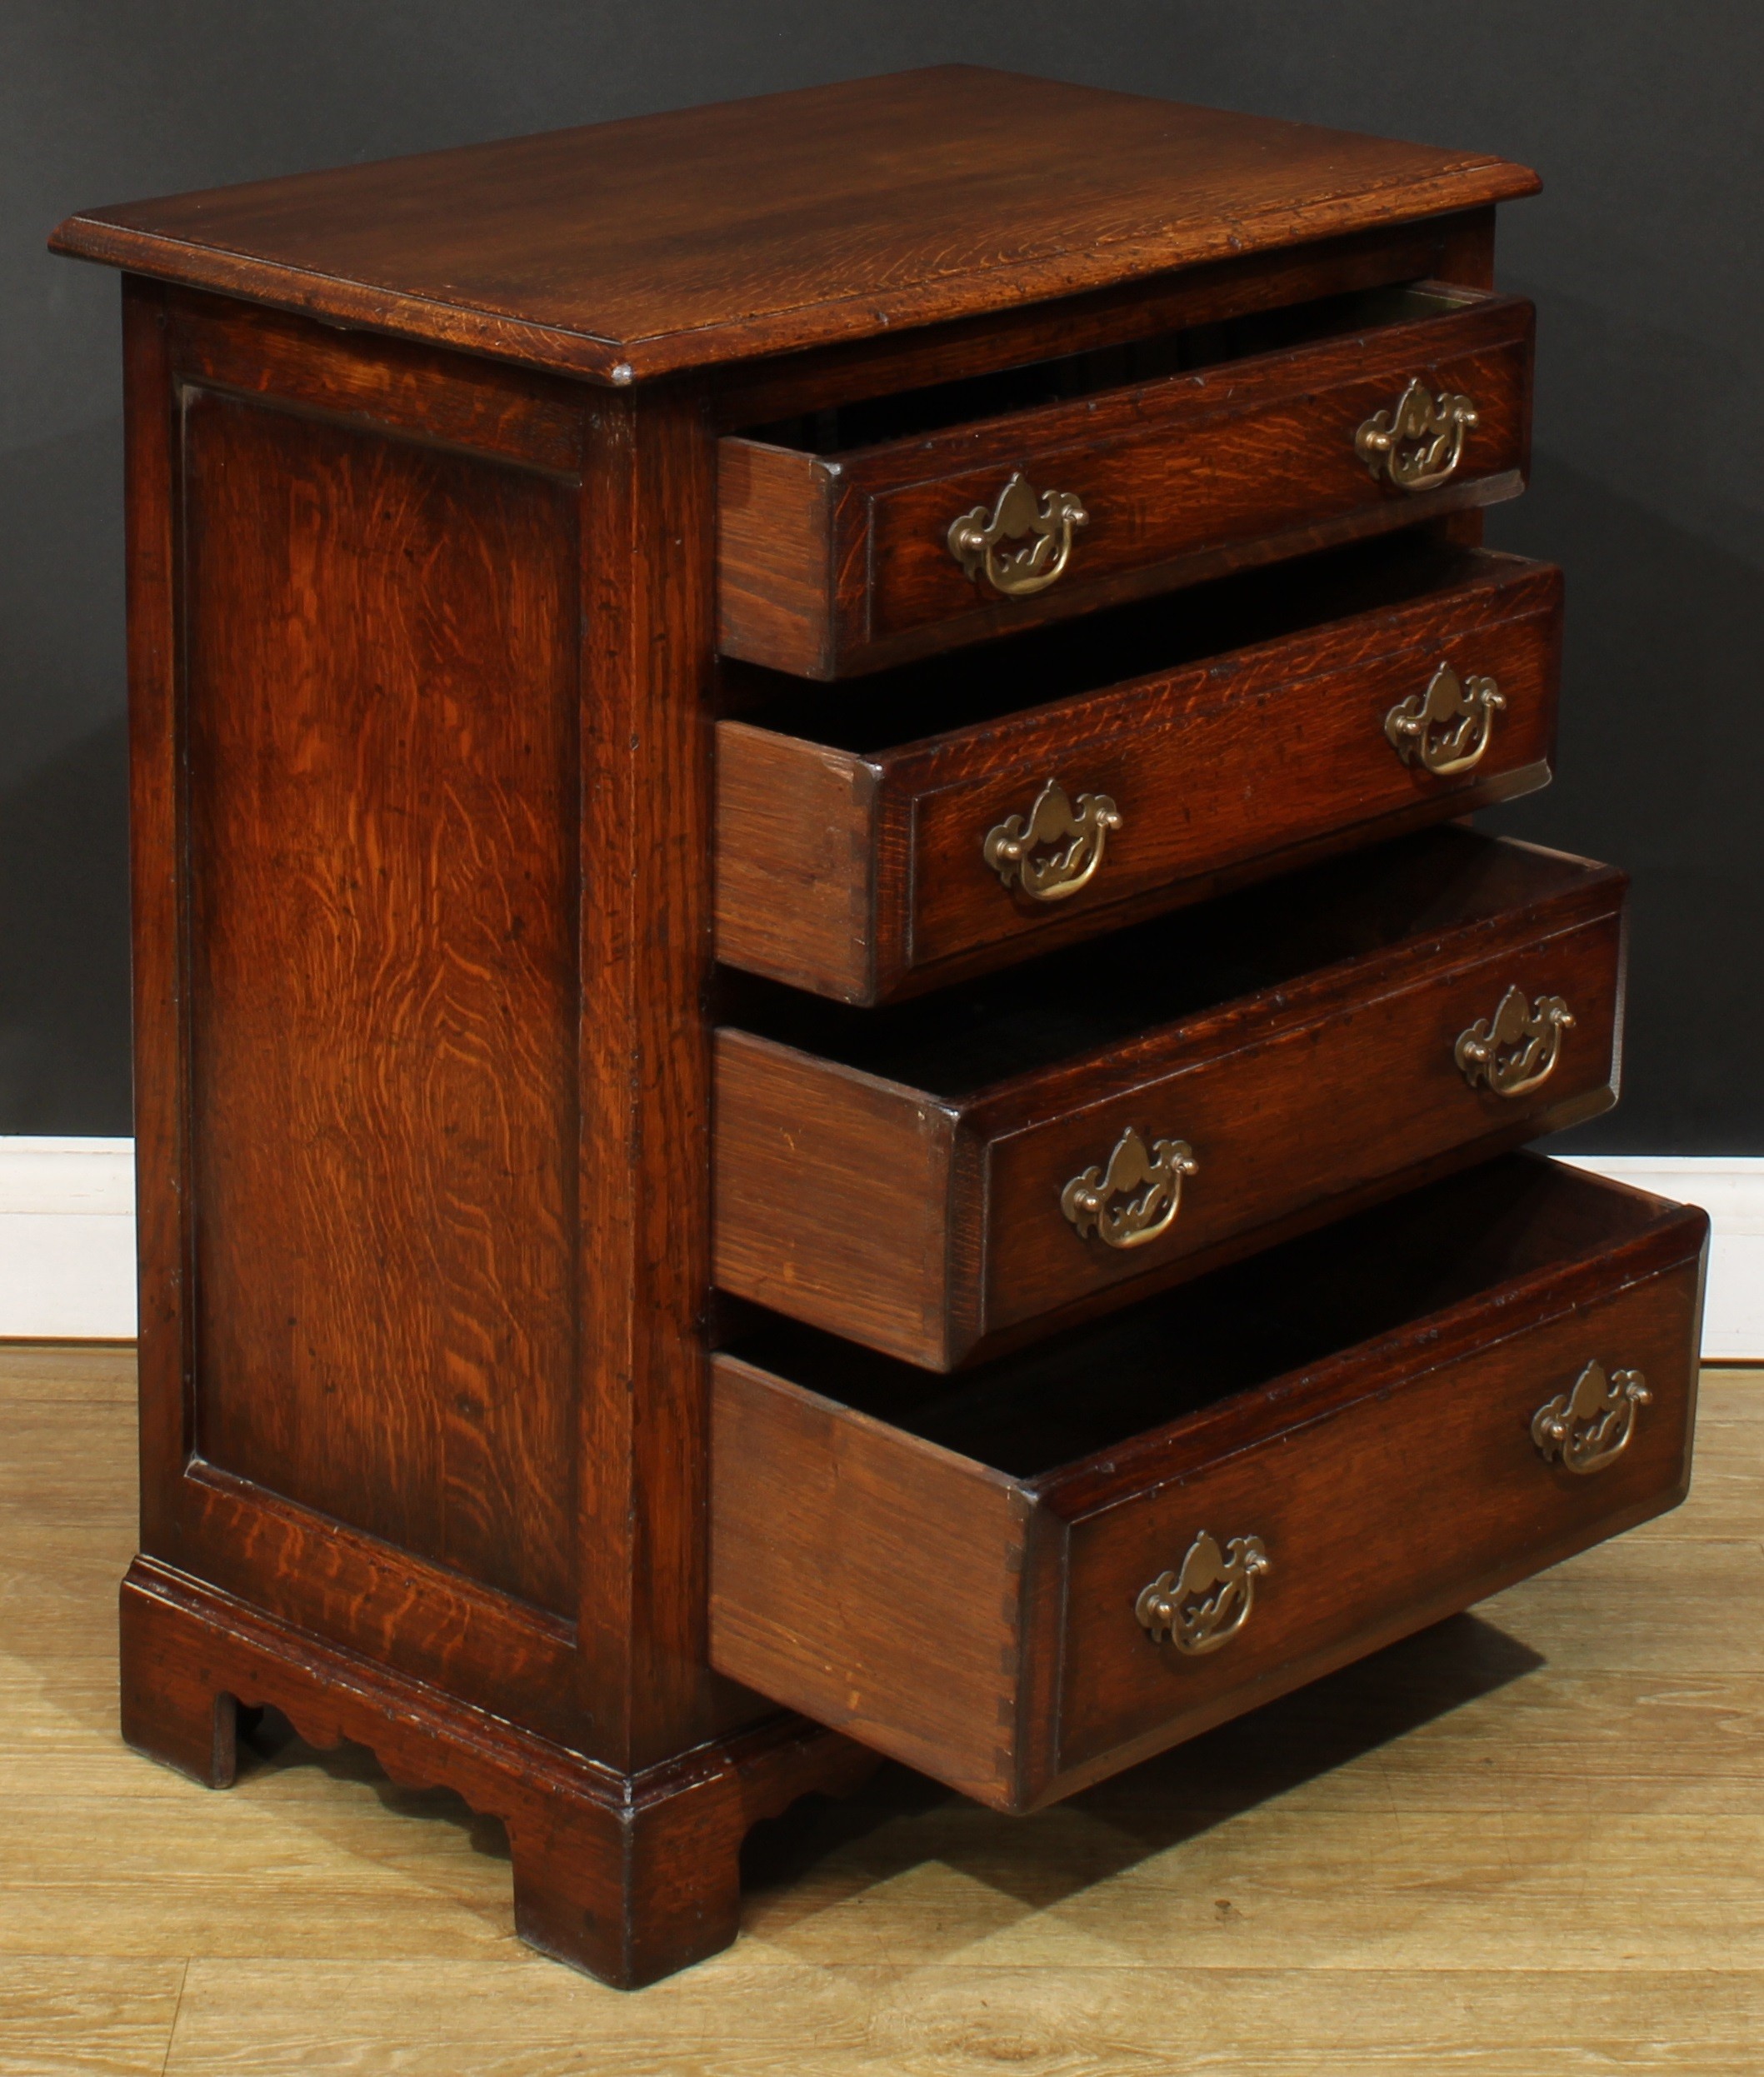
[711,1156,1707,1812]
[717,281,1533,677]
[714,828,1626,1369]
[717,537,1562,1002]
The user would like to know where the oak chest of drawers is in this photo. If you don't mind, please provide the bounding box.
[52,65,1707,1989]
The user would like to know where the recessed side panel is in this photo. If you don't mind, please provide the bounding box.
[181,391,581,1617]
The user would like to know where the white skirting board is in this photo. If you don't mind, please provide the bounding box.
[0,1139,139,1341]
[1557,1156,1763,1361]
[1,1138,1759,1356]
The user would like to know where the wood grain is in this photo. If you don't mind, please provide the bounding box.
[714,830,1627,1369]
[115,1560,872,1991]
[3,1346,1761,2069]
[716,542,1563,1002]
[48,66,1619,2005]
[717,284,1533,677]
[0,1344,137,1403]
[713,441,838,680]
[713,721,878,1001]
[710,1371,1040,1806]
[711,1156,1707,1810]
[112,282,846,1984]
[163,287,584,476]
[569,382,749,1770]
[710,209,1498,430]
[713,1036,956,1367]
[119,279,184,1578]
[180,386,582,1617]
[49,68,1537,382]
[0,1958,185,2077]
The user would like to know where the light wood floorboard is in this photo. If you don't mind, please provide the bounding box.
[2,1349,1759,2074]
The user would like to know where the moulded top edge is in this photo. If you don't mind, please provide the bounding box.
[47,67,1539,387]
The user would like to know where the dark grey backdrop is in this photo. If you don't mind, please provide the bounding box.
[4,2,1760,1148]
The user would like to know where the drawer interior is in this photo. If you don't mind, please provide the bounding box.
[722,826,1611,1095]
[720,533,1522,743]
[741,282,1482,456]
[719,1156,1681,1481]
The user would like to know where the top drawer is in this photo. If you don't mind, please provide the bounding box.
[718,282,1533,678]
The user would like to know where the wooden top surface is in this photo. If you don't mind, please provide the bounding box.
[50,67,1538,385]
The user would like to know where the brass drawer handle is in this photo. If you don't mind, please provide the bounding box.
[1533,1360,1652,1475]
[948,472,1089,597]
[983,777,1122,901]
[1137,1531,1271,1655]
[1386,662,1505,776]
[1454,986,1573,1097]
[1061,1126,1197,1251]
[1356,378,1479,492]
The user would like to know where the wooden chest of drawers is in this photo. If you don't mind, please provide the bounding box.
[52,65,1706,1990]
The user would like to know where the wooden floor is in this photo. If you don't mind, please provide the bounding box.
[2,1347,1761,2076]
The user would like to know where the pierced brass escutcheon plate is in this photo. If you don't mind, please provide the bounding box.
[1386,662,1505,776]
[947,472,1089,597]
[1454,985,1573,1097]
[1137,1531,1271,1656]
[982,777,1122,902]
[1061,1126,1197,1251]
[1356,378,1479,492]
[1532,1359,1652,1475]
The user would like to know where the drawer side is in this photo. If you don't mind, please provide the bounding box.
[717,441,839,677]
[716,721,878,1001]
[712,1031,959,1368]
[709,1356,1051,1809]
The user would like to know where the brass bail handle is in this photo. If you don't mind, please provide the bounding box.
[947,472,1089,598]
[1532,1360,1652,1475]
[1455,986,1573,1098]
[983,777,1122,902]
[1357,378,1479,492]
[1387,662,1505,776]
[1061,1126,1197,1251]
[1137,1530,1271,1656]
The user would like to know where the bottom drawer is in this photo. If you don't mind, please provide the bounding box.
[711,1156,1707,1812]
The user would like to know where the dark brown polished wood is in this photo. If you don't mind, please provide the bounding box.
[53,66,1695,1992]
[717,538,1563,1002]
[108,270,834,1990]
[718,282,1533,678]
[51,67,1537,382]
[714,830,1627,1369]
[712,1159,1707,1813]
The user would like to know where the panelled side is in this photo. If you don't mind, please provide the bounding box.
[177,382,584,1620]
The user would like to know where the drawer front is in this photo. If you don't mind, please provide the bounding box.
[868,305,1529,647]
[981,907,1622,1338]
[1057,1261,1702,1786]
[909,565,1560,976]
[718,289,1533,677]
